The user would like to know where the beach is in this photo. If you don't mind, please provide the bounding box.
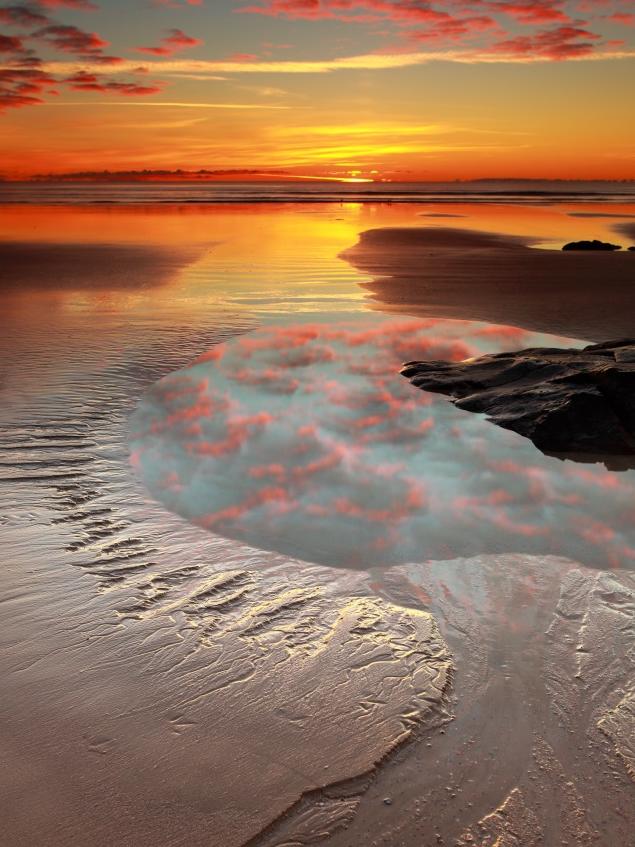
[342,225,635,342]
[1,194,634,846]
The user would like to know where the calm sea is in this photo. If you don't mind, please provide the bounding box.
[1,179,634,205]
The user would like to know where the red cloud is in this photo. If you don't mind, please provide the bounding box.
[0,6,51,26]
[606,12,635,24]
[228,52,259,60]
[229,366,301,394]
[237,1,627,59]
[409,15,500,43]
[474,324,529,342]
[238,0,567,24]
[0,2,166,109]
[136,28,203,55]
[0,34,25,52]
[489,1,571,23]
[38,1,98,8]
[65,71,163,95]
[153,0,203,6]
[34,23,108,53]
[237,0,437,22]
[187,411,275,459]
[492,23,601,57]
[307,476,428,522]
[0,62,57,111]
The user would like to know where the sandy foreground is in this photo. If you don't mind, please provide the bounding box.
[1,235,634,847]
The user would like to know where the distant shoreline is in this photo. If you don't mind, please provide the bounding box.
[1,178,635,206]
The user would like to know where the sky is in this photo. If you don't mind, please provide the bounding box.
[0,0,634,179]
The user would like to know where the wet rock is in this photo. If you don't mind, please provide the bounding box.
[401,339,635,460]
[562,239,622,251]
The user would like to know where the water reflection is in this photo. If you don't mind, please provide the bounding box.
[130,316,635,572]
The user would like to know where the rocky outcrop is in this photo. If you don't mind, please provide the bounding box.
[401,339,635,462]
[562,240,622,251]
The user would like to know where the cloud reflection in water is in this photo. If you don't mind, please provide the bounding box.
[130,317,635,571]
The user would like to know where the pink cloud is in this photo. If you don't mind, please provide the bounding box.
[410,15,501,43]
[136,28,203,56]
[491,23,601,57]
[38,0,98,7]
[229,367,301,394]
[0,4,178,109]
[65,70,163,95]
[0,62,57,111]
[187,411,275,458]
[474,324,530,342]
[228,52,259,61]
[605,12,635,24]
[37,26,106,53]
[199,484,292,529]
[306,476,428,522]
[153,0,203,6]
[236,1,628,59]
[193,347,225,364]
[489,1,571,24]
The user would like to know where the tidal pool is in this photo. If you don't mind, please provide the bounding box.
[130,315,635,571]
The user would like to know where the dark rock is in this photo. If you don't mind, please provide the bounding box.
[562,240,622,251]
[629,246,635,252]
[401,339,635,461]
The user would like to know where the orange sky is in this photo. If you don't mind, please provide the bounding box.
[0,1,634,180]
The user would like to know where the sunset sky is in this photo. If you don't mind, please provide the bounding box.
[1,0,634,180]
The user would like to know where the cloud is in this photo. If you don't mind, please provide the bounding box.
[236,0,452,23]
[36,42,635,88]
[0,3,167,108]
[38,0,98,7]
[136,28,203,56]
[409,15,501,44]
[153,0,203,6]
[605,12,635,24]
[0,62,57,110]
[0,35,25,53]
[64,70,163,95]
[236,1,632,59]
[489,1,571,24]
[0,6,51,27]
[2,0,632,113]
[33,23,108,54]
[491,23,601,57]
[42,99,292,108]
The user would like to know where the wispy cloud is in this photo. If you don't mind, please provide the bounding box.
[39,46,635,81]
[42,100,293,108]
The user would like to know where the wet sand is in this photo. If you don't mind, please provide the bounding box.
[0,243,454,846]
[0,241,207,291]
[1,214,634,846]
[342,227,635,342]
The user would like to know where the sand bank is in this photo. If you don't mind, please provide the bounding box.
[0,240,206,291]
[341,227,635,342]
